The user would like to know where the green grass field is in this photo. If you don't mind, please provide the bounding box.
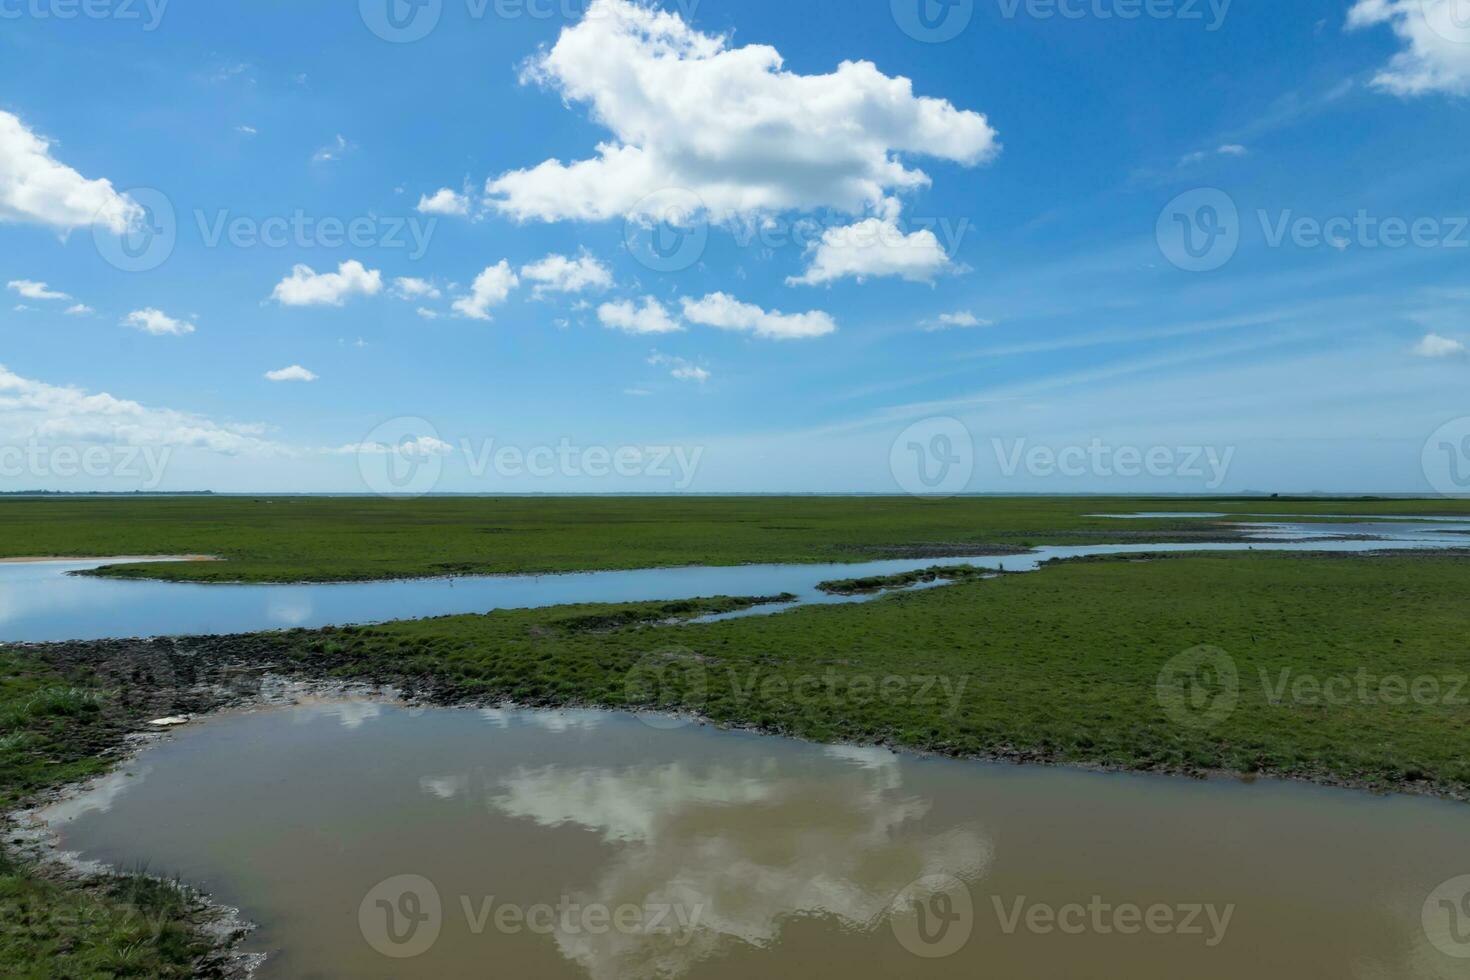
[0,654,221,978]
[2,495,1469,582]
[291,551,1470,796]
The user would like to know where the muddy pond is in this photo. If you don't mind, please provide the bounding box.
[38,702,1470,979]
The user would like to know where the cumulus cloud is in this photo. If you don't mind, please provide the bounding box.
[1348,0,1470,96]
[451,261,519,320]
[122,308,195,336]
[335,434,455,457]
[521,251,614,296]
[786,201,953,285]
[417,187,471,216]
[648,351,709,383]
[0,111,141,234]
[65,303,94,316]
[679,292,836,340]
[597,296,681,334]
[0,363,279,455]
[392,276,441,300]
[485,0,997,224]
[1413,332,1467,358]
[7,279,69,301]
[264,364,318,382]
[271,260,383,307]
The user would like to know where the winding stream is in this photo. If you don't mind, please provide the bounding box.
[2,516,1468,642]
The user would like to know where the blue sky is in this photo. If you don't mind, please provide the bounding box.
[2,0,1469,494]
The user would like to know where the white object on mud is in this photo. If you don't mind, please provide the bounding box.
[148,715,191,727]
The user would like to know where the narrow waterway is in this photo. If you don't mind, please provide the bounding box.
[3,517,1467,642]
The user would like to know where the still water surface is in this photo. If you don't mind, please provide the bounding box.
[4,517,1468,642]
[40,702,1470,979]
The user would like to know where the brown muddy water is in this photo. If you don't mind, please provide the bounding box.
[37,703,1470,979]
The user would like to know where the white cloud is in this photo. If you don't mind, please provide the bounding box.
[680,292,836,340]
[335,434,455,457]
[786,202,953,285]
[64,303,94,316]
[597,296,681,334]
[311,134,355,164]
[393,276,441,300]
[417,187,470,216]
[485,0,997,224]
[1348,0,1470,96]
[271,260,383,307]
[1181,144,1249,165]
[236,125,258,136]
[416,307,441,320]
[451,261,519,320]
[521,251,614,296]
[1413,332,1467,358]
[0,363,279,455]
[6,279,69,301]
[0,111,141,234]
[925,310,994,331]
[648,351,710,383]
[122,308,195,336]
[264,365,318,382]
